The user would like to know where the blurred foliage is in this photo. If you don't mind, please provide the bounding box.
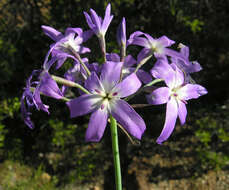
[0,160,57,190]
[0,0,229,188]
[194,103,229,170]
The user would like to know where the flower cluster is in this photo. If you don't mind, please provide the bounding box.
[21,3,207,144]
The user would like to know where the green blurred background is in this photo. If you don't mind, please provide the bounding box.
[0,0,229,189]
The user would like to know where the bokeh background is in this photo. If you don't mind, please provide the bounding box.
[0,0,229,189]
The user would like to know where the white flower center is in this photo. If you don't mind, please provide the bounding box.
[151,41,164,54]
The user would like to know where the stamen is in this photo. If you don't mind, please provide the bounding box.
[101,104,105,110]
[181,99,188,104]
[95,89,101,94]
[112,92,118,96]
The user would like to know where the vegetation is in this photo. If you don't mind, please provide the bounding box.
[0,0,228,189]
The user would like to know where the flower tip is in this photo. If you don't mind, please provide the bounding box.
[85,136,100,143]
[106,3,111,10]
[156,137,165,145]
[199,87,208,96]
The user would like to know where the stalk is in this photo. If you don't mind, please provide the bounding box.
[110,115,122,190]
[72,52,91,76]
[134,55,152,74]
[51,75,90,94]
[99,35,107,63]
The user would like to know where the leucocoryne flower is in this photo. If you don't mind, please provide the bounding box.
[21,2,208,146]
[127,31,188,65]
[66,61,146,142]
[147,58,207,144]
[21,68,63,129]
[84,3,113,37]
[42,25,92,70]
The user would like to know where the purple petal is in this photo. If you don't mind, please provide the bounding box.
[90,8,102,32]
[117,17,126,46]
[178,101,187,125]
[87,62,101,74]
[56,56,67,69]
[146,87,170,105]
[179,43,189,58]
[43,56,58,71]
[156,97,178,144]
[143,33,155,43]
[137,48,152,63]
[151,58,184,89]
[85,108,108,142]
[136,69,152,84]
[85,72,105,94]
[106,53,120,62]
[21,91,34,129]
[39,72,63,99]
[188,61,202,73]
[101,3,113,34]
[112,73,141,98]
[110,99,146,140]
[124,55,136,67]
[41,25,63,41]
[164,48,189,66]
[65,27,83,36]
[178,84,208,101]
[78,46,91,54]
[82,30,94,42]
[100,61,123,91]
[157,36,175,47]
[66,94,101,118]
[84,12,96,31]
[130,37,149,47]
[33,87,49,113]
[129,31,144,39]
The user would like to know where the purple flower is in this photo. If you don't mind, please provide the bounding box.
[42,26,92,70]
[84,3,113,37]
[117,17,126,47]
[147,58,207,144]
[106,53,152,84]
[66,61,146,142]
[21,70,63,129]
[127,31,188,64]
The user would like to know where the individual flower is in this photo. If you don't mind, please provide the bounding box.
[106,53,152,84]
[66,61,146,142]
[147,58,207,144]
[21,69,63,129]
[127,31,188,64]
[42,26,92,70]
[84,3,113,37]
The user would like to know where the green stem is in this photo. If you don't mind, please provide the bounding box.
[134,54,152,74]
[73,52,91,76]
[51,75,90,94]
[99,35,107,63]
[143,78,163,87]
[110,115,122,190]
